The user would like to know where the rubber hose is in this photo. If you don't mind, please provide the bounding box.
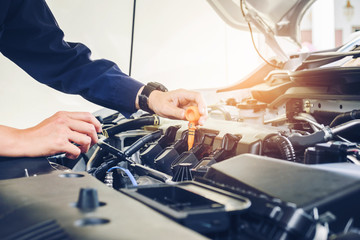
[124,130,163,157]
[103,115,159,137]
[91,159,119,181]
[276,135,296,162]
[265,135,296,162]
[330,110,360,127]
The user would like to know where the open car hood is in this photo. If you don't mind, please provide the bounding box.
[207,0,316,61]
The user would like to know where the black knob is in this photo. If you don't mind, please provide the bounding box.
[76,188,99,212]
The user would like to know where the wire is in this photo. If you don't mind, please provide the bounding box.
[129,0,136,76]
[107,166,138,186]
[86,146,101,171]
[343,218,354,234]
[239,0,280,69]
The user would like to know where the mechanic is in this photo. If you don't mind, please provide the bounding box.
[0,0,207,159]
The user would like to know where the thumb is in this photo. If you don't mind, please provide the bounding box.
[163,105,185,120]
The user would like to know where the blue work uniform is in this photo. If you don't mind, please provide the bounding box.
[0,0,144,117]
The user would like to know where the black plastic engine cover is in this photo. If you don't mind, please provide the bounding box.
[204,153,360,232]
[0,157,60,180]
[0,171,206,240]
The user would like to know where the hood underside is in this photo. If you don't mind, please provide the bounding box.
[207,0,316,61]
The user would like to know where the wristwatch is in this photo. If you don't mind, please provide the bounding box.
[138,82,168,114]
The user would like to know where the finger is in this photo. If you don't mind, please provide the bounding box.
[198,116,207,126]
[65,112,102,133]
[176,90,207,117]
[163,105,186,120]
[180,91,207,125]
[62,142,81,159]
[65,153,78,160]
[68,131,92,153]
[193,93,207,117]
[67,119,98,145]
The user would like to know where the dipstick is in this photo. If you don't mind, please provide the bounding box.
[185,106,200,150]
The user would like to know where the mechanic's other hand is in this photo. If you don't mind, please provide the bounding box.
[22,111,101,159]
[148,89,208,125]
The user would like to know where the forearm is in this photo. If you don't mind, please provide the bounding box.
[0,111,102,159]
[0,125,51,158]
[0,0,143,116]
[0,125,29,157]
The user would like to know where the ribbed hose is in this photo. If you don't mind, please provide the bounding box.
[276,135,296,162]
[264,135,296,162]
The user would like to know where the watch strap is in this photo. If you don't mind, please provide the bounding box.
[138,82,168,114]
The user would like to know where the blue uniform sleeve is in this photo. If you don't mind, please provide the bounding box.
[0,0,144,116]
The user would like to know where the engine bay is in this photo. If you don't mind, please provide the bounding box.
[2,1,360,239]
[2,55,360,239]
[42,59,360,239]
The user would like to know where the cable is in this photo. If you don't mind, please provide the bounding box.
[239,0,280,69]
[107,166,138,186]
[86,146,101,171]
[124,130,163,157]
[129,0,136,76]
[97,140,131,163]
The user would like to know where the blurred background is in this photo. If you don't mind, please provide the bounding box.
[0,0,359,128]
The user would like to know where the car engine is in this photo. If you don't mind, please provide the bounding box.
[2,0,360,238]
[46,56,359,239]
[1,56,360,240]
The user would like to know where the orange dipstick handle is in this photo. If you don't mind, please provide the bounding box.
[185,106,200,150]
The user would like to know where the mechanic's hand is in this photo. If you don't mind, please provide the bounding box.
[0,111,101,159]
[148,89,208,125]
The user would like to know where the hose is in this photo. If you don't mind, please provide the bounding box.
[293,113,324,132]
[124,130,162,157]
[331,119,360,135]
[289,119,360,147]
[264,134,296,162]
[107,167,138,186]
[208,105,232,121]
[102,115,160,137]
[97,140,128,161]
[89,130,164,179]
[330,110,360,127]
[90,158,119,181]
